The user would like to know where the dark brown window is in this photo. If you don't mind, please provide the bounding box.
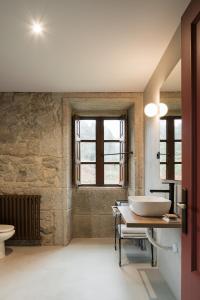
[159,116,182,180]
[73,117,128,186]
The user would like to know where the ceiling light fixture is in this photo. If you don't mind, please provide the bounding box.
[144,103,158,118]
[31,21,44,35]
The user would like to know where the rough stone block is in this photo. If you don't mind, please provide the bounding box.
[63,188,72,210]
[72,214,114,238]
[73,188,127,215]
[53,210,64,245]
[40,210,54,245]
[64,209,72,245]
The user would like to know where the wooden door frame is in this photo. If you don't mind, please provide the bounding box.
[181,1,200,299]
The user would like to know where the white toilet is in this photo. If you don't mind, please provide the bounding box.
[0,225,15,259]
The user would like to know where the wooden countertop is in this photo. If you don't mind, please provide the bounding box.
[117,206,182,228]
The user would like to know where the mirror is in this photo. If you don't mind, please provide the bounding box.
[159,60,182,181]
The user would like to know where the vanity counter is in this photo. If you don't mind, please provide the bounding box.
[117,206,182,228]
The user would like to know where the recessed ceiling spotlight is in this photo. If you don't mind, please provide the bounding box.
[31,21,44,35]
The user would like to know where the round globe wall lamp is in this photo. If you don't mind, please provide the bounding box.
[144,103,168,118]
[159,103,168,117]
[144,103,158,117]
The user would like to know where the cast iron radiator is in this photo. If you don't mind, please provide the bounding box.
[0,194,41,245]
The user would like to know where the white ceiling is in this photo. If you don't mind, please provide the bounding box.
[161,60,181,91]
[0,0,189,92]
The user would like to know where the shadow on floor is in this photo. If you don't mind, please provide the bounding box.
[5,247,13,256]
[138,268,176,300]
[118,240,176,299]
[120,239,152,265]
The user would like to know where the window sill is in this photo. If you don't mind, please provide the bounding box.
[74,186,127,190]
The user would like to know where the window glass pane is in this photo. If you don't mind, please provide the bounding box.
[160,164,166,180]
[104,120,120,140]
[80,164,96,184]
[80,142,96,162]
[80,120,96,140]
[160,120,166,140]
[160,142,167,162]
[175,142,182,162]
[175,164,182,180]
[104,164,119,184]
[174,119,182,140]
[104,142,120,162]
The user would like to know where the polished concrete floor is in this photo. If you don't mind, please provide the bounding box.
[0,238,175,300]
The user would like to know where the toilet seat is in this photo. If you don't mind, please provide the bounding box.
[0,225,14,233]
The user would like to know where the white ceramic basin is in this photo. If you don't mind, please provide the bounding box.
[128,196,171,217]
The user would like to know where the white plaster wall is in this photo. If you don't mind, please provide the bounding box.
[157,228,181,300]
[144,25,181,194]
[157,184,182,300]
[157,183,182,300]
[144,25,182,299]
[144,112,161,195]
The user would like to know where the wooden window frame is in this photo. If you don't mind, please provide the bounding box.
[72,116,128,187]
[160,116,182,180]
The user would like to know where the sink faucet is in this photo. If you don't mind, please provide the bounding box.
[150,182,175,213]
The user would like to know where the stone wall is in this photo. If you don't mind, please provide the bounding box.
[72,188,127,237]
[0,93,72,245]
[0,92,144,242]
[128,101,144,196]
[66,92,144,237]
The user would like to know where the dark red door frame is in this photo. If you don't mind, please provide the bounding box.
[181,1,200,299]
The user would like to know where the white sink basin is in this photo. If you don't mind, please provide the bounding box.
[128,196,171,217]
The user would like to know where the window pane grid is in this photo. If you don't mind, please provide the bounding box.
[174,119,182,140]
[104,142,120,162]
[160,164,166,180]
[159,117,182,180]
[104,120,120,140]
[160,141,167,163]
[175,142,182,162]
[175,164,182,180]
[104,164,120,185]
[75,118,126,186]
[80,142,96,162]
[80,120,96,140]
[80,164,96,185]
[160,119,166,140]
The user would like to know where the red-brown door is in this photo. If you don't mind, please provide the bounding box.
[182,1,200,299]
